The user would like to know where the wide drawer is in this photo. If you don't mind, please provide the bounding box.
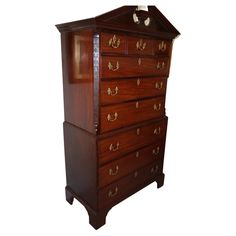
[100,97,165,133]
[98,161,163,209]
[100,77,167,105]
[98,117,167,164]
[98,141,165,188]
[101,56,169,78]
[100,33,171,56]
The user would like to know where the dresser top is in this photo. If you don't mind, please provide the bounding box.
[56,6,180,39]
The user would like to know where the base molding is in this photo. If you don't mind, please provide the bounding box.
[65,173,165,229]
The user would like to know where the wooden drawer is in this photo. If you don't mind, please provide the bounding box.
[155,40,172,56]
[98,161,162,209]
[101,56,170,78]
[100,97,165,133]
[98,117,167,164]
[100,33,126,54]
[98,141,165,188]
[127,37,154,55]
[100,77,167,105]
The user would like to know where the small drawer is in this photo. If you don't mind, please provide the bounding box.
[128,37,154,55]
[98,161,163,209]
[100,97,165,133]
[100,33,126,54]
[101,56,170,78]
[98,141,165,188]
[100,77,167,105]
[155,40,172,56]
[98,117,167,164]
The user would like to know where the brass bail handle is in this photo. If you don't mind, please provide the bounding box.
[107,112,118,122]
[108,61,119,71]
[109,165,119,176]
[108,187,118,198]
[136,39,147,51]
[109,35,120,48]
[153,103,161,111]
[107,86,119,96]
[157,61,165,70]
[109,142,119,152]
[159,41,167,52]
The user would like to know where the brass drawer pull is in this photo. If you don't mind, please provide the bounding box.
[108,35,120,48]
[108,61,119,71]
[135,101,139,108]
[109,142,119,152]
[157,61,165,70]
[154,127,161,135]
[107,112,118,122]
[136,151,140,158]
[136,128,140,135]
[137,78,141,86]
[138,58,142,65]
[107,87,118,96]
[152,147,160,155]
[109,165,119,176]
[151,165,159,173]
[158,41,167,52]
[155,81,163,89]
[153,103,161,111]
[136,39,146,51]
[108,187,118,198]
[134,171,138,178]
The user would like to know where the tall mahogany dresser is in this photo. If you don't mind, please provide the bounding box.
[56,6,180,229]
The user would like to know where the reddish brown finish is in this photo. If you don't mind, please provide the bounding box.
[56,5,180,230]
[99,141,165,187]
[100,32,126,54]
[63,122,97,209]
[60,31,96,133]
[56,6,180,39]
[127,37,154,55]
[101,56,170,78]
[100,77,167,105]
[98,161,163,209]
[155,39,172,56]
[98,117,167,164]
[100,97,165,133]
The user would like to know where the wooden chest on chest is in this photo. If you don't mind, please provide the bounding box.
[56,5,180,229]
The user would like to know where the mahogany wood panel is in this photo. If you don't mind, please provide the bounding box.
[63,122,97,209]
[101,56,170,78]
[98,161,163,209]
[98,117,168,164]
[100,77,167,105]
[61,31,96,133]
[98,141,165,187]
[100,97,165,133]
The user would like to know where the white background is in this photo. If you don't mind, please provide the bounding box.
[0,0,236,235]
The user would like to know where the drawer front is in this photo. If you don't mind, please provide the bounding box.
[98,161,163,209]
[155,40,172,56]
[99,141,165,188]
[98,117,167,164]
[101,56,170,78]
[100,97,165,133]
[128,37,154,55]
[101,33,126,54]
[100,77,167,105]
